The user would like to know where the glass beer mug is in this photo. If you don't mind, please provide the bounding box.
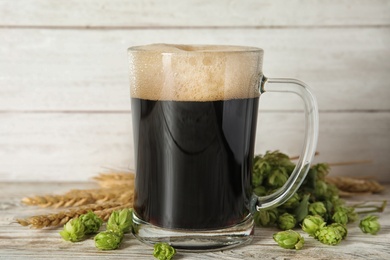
[127,44,318,251]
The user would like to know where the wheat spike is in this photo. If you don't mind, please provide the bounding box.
[325,176,384,194]
[16,201,132,229]
[93,171,135,188]
[21,194,95,208]
[94,203,133,221]
[21,187,133,208]
[93,171,135,181]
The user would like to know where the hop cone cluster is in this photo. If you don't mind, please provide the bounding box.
[301,215,325,237]
[252,151,355,232]
[60,211,103,242]
[301,215,347,245]
[251,151,368,247]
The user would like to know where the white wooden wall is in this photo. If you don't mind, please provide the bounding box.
[1,0,389,182]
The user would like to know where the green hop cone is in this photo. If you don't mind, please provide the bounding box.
[329,223,348,239]
[252,155,270,187]
[94,231,122,250]
[277,213,296,230]
[326,183,340,198]
[253,186,266,196]
[346,207,359,223]
[254,210,270,227]
[267,208,279,226]
[107,208,133,233]
[267,168,289,188]
[314,180,328,199]
[60,217,85,242]
[79,211,103,234]
[301,215,325,237]
[153,242,176,260]
[359,215,381,235]
[315,225,343,246]
[282,192,300,209]
[254,208,279,227]
[312,163,330,180]
[309,202,327,217]
[329,196,344,210]
[273,230,304,250]
[332,210,348,225]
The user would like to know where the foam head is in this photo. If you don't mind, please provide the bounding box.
[128,44,263,101]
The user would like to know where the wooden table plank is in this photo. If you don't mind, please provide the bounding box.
[1,0,389,27]
[0,182,389,259]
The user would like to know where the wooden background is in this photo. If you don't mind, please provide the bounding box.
[0,0,389,183]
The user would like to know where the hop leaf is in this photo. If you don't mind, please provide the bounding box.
[94,231,122,250]
[107,208,133,234]
[301,215,325,237]
[315,226,343,245]
[359,215,381,235]
[79,211,103,234]
[309,202,327,217]
[277,213,296,230]
[294,194,310,223]
[60,217,85,242]
[273,230,304,250]
[153,242,176,260]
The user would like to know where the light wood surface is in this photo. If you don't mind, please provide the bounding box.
[0,0,389,183]
[1,0,389,27]
[0,182,389,259]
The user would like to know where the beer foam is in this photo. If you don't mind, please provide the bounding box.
[128,44,263,101]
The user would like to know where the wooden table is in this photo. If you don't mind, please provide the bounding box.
[1,182,389,259]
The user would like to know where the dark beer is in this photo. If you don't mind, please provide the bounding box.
[131,96,259,230]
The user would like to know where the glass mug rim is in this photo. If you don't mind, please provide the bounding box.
[127,43,264,55]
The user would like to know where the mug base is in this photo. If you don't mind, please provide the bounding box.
[132,213,254,252]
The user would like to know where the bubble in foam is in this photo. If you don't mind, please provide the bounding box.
[128,44,263,101]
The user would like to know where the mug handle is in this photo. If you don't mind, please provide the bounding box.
[250,76,319,213]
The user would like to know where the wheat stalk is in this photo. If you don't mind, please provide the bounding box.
[21,170,135,208]
[22,187,133,208]
[94,203,133,221]
[16,201,133,228]
[325,176,384,194]
[93,172,135,188]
